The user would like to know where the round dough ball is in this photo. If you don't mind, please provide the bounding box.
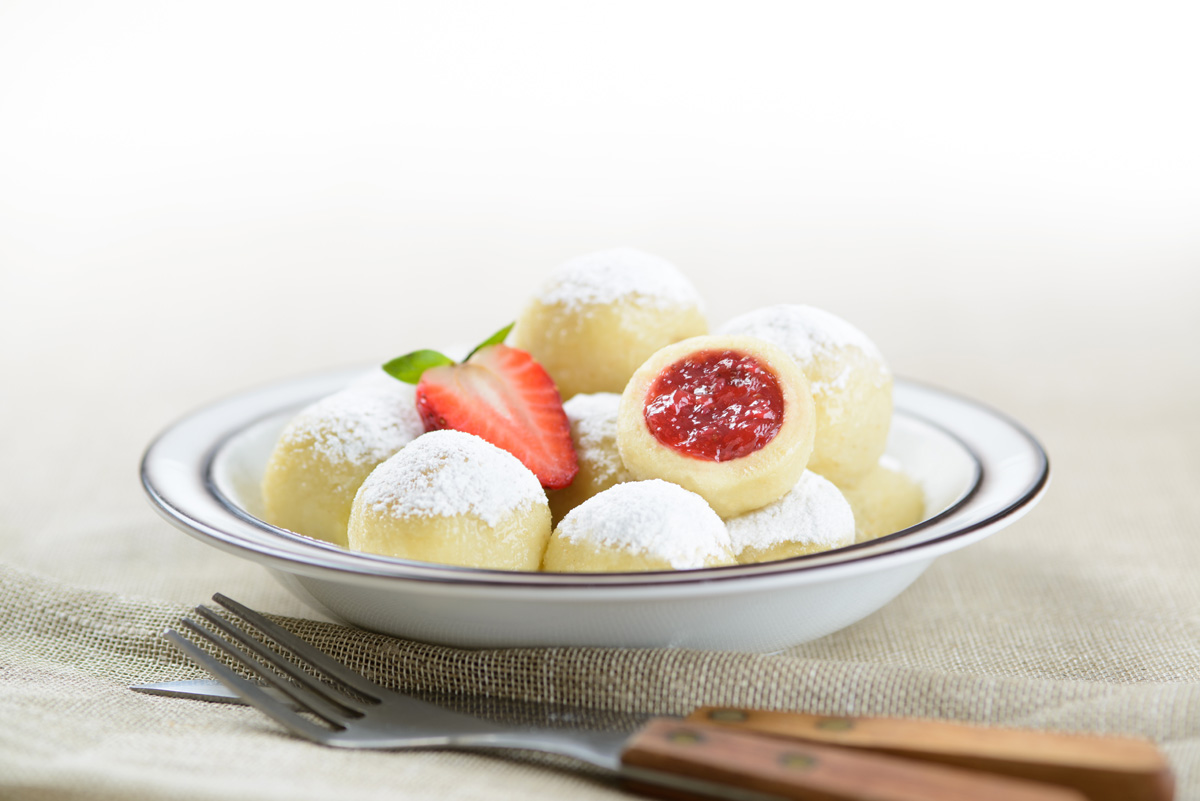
[511,248,707,400]
[837,459,925,543]
[347,430,551,570]
[726,471,855,564]
[262,370,425,547]
[546,392,634,525]
[617,335,816,518]
[718,305,892,487]
[542,480,735,572]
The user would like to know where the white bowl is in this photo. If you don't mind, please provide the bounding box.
[141,367,1048,652]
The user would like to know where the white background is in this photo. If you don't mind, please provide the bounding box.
[2,2,1197,369]
[0,3,1197,582]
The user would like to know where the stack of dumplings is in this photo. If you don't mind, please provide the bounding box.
[261,248,926,571]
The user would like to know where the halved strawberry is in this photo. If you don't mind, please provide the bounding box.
[383,325,578,489]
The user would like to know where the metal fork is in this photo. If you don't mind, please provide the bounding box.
[164,594,630,766]
[163,595,1091,801]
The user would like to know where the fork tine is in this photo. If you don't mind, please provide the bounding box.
[211,593,384,700]
[163,628,332,743]
[178,618,354,728]
[192,607,369,719]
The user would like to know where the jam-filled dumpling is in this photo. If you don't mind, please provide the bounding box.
[725,471,855,564]
[347,430,551,570]
[511,248,707,400]
[546,392,634,525]
[262,370,425,547]
[541,480,735,572]
[836,458,925,542]
[617,335,816,518]
[717,305,892,487]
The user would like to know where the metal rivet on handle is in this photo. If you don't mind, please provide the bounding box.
[780,753,818,771]
[816,718,854,731]
[707,709,749,722]
[667,729,704,746]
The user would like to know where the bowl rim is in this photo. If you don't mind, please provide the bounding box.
[141,368,1048,591]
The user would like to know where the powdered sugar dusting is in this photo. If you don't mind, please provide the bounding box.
[717,305,887,392]
[562,392,628,485]
[355,430,545,526]
[726,471,855,554]
[537,248,705,312]
[556,480,731,569]
[280,369,424,467]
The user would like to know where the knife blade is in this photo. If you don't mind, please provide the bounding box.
[132,679,298,708]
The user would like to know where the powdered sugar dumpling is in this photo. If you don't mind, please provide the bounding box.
[546,392,634,525]
[262,369,425,547]
[718,305,892,486]
[542,480,735,572]
[512,248,708,400]
[836,457,925,543]
[617,335,817,518]
[725,471,855,564]
[347,430,551,570]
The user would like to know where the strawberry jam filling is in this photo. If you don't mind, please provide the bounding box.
[643,349,784,462]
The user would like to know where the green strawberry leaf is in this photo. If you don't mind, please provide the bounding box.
[464,321,515,362]
[382,349,456,384]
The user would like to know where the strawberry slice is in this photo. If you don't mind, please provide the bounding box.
[383,325,578,490]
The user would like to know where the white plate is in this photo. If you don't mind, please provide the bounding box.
[141,367,1048,651]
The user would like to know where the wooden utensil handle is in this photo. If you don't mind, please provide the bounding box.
[685,707,1174,801]
[621,719,1085,801]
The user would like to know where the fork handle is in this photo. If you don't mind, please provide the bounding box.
[684,707,1174,801]
[621,719,1085,801]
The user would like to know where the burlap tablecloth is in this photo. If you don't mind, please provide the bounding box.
[3,235,1197,799]
[3,4,1199,798]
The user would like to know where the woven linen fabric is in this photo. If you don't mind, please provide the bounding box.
[4,546,1200,801]
[2,231,1198,800]
[2,252,1198,800]
[3,300,1200,801]
[2,301,1199,798]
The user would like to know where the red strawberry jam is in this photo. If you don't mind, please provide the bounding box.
[643,349,785,462]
